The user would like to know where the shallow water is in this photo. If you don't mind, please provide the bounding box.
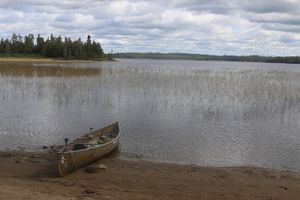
[0,59,300,171]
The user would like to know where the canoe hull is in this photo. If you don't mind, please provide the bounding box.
[57,122,120,176]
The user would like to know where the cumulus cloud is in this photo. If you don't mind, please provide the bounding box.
[0,0,299,55]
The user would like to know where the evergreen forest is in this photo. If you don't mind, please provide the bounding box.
[0,33,109,60]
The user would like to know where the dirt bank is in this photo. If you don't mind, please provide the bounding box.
[0,150,299,200]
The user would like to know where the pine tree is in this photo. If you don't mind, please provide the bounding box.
[24,34,34,54]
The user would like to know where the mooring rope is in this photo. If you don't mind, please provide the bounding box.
[70,151,79,170]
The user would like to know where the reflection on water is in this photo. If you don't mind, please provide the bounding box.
[0,59,300,171]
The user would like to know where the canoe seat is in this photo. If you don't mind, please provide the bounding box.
[73,143,88,150]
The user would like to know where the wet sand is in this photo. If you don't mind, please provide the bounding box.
[0,150,299,200]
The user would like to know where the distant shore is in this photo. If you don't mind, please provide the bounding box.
[113,52,300,64]
[0,149,299,200]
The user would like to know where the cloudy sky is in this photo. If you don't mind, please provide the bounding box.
[0,0,300,55]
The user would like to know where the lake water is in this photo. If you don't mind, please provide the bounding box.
[0,59,300,171]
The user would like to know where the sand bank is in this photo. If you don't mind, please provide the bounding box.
[0,150,299,200]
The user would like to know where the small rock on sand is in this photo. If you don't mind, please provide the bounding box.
[98,164,107,170]
[84,164,107,173]
[82,189,95,194]
[84,166,100,173]
[279,186,288,191]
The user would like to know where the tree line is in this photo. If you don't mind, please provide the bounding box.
[113,53,300,64]
[0,33,111,60]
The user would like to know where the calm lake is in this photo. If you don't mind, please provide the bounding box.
[0,59,300,171]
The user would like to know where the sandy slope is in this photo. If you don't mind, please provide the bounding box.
[0,150,299,200]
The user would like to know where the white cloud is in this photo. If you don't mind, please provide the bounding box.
[0,0,300,55]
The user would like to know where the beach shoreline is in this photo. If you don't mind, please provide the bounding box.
[0,56,112,63]
[0,150,299,200]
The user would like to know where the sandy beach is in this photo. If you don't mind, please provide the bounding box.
[0,150,298,200]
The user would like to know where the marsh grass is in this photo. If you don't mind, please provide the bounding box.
[100,66,300,122]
